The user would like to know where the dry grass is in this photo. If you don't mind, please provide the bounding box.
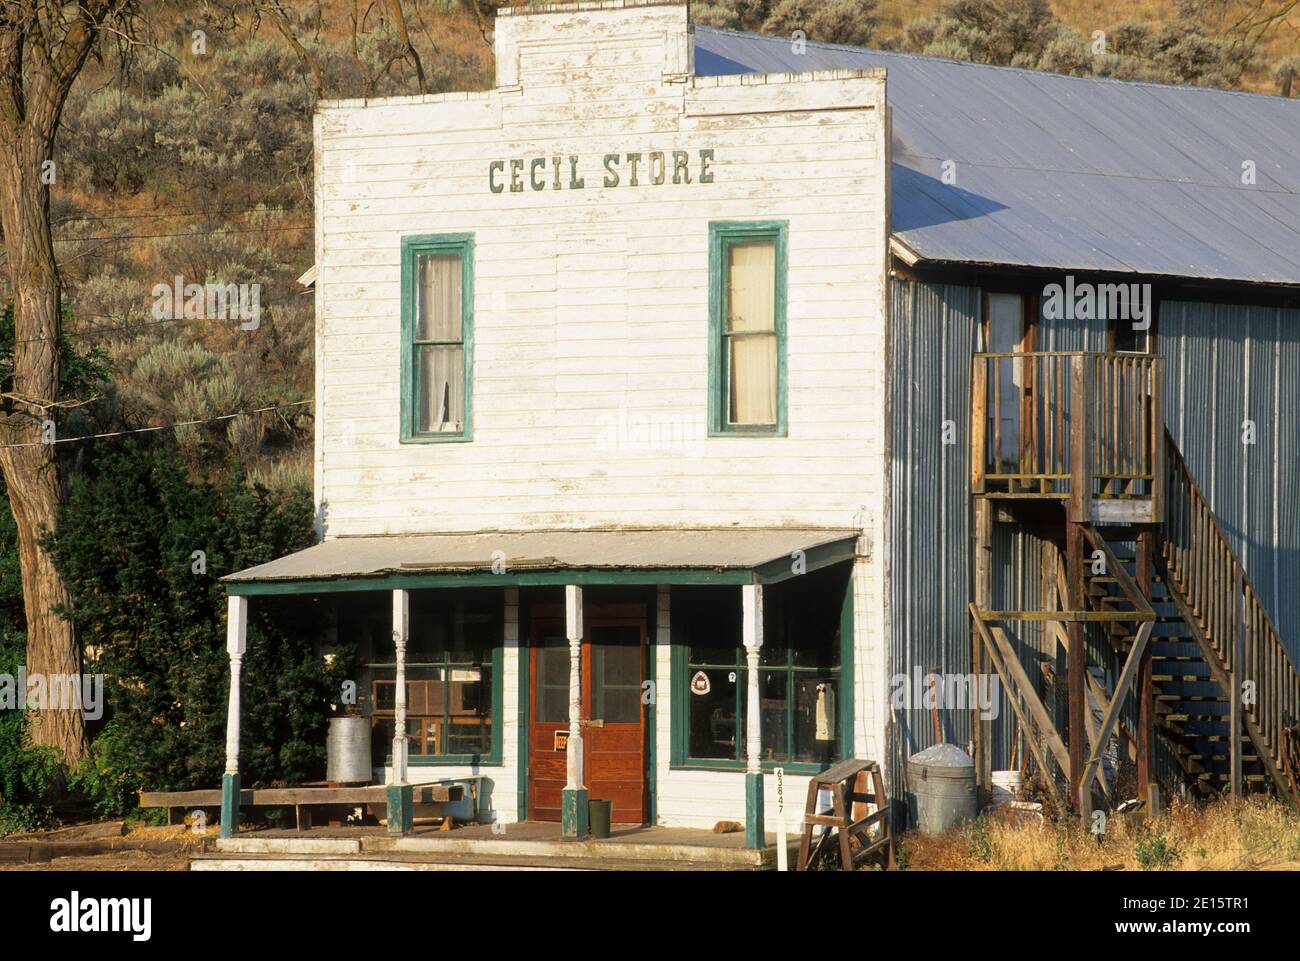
[900,796,1300,871]
[125,821,216,850]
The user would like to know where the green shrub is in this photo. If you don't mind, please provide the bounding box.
[0,630,62,835]
[46,442,354,806]
[1135,824,1182,870]
[69,723,145,820]
[967,815,994,863]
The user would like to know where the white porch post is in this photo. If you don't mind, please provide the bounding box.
[390,589,410,786]
[743,582,766,849]
[220,594,248,837]
[562,583,589,837]
[387,589,413,834]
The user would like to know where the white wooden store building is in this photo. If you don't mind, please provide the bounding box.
[220,0,888,843]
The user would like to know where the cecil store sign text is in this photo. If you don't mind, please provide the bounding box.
[489,150,716,193]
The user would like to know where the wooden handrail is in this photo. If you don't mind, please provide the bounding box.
[1160,429,1300,803]
[971,352,1162,513]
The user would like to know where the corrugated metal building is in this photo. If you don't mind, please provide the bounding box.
[698,25,1300,811]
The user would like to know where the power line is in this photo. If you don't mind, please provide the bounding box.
[51,223,312,244]
[0,400,314,449]
[2,294,304,348]
[53,202,308,225]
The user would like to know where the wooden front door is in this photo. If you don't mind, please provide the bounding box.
[527,606,648,824]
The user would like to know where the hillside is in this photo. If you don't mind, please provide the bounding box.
[5,0,1297,498]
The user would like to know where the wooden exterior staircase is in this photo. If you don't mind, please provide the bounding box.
[1155,431,1300,804]
[969,350,1300,812]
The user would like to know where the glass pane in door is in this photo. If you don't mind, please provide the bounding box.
[987,292,1024,471]
[535,630,569,723]
[591,625,642,724]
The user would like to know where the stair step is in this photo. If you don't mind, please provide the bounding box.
[1151,641,1202,658]
[1169,701,1229,717]
[1153,667,1213,680]
[1179,720,1246,736]
[1155,690,1225,702]
[1153,680,1218,697]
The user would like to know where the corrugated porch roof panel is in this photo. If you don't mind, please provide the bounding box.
[225,528,858,582]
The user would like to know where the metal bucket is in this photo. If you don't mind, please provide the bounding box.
[588,799,612,839]
[326,716,373,784]
[907,743,977,834]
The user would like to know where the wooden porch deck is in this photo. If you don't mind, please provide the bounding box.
[194,821,797,871]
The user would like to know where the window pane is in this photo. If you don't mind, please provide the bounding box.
[418,345,464,432]
[417,253,461,342]
[536,642,569,723]
[594,633,642,725]
[729,335,777,425]
[371,717,394,760]
[987,292,1023,469]
[759,671,787,762]
[687,668,740,759]
[408,589,498,661]
[725,239,777,427]
[793,675,838,764]
[677,586,741,666]
[726,242,775,333]
[447,666,492,755]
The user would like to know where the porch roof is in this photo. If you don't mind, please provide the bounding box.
[223,528,859,594]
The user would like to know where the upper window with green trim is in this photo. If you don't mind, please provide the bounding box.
[708,221,787,435]
[401,234,474,442]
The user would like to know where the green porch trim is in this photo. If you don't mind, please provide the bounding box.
[745,772,765,849]
[386,783,414,835]
[839,567,855,761]
[226,568,754,596]
[399,232,475,444]
[707,219,789,438]
[516,624,530,820]
[219,772,240,838]
[561,787,589,839]
[752,536,857,585]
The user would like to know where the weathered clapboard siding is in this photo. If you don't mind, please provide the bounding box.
[313,1,888,537]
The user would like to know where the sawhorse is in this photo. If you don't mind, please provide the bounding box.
[796,758,895,871]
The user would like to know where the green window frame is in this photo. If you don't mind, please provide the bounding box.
[368,588,503,766]
[669,576,853,776]
[400,233,474,443]
[707,220,788,436]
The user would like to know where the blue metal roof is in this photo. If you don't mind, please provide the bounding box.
[694,27,1300,286]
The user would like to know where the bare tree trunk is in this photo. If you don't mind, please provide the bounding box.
[0,62,88,770]
[0,0,128,768]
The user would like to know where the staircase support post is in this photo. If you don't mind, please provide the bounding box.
[1230,568,1243,799]
[972,498,993,795]
[1136,530,1155,799]
[1067,522,1087,813]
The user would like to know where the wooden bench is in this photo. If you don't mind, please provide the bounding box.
[139,784,462,831]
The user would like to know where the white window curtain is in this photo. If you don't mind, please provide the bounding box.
[726,241,777,425]
[416,253,464,432]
